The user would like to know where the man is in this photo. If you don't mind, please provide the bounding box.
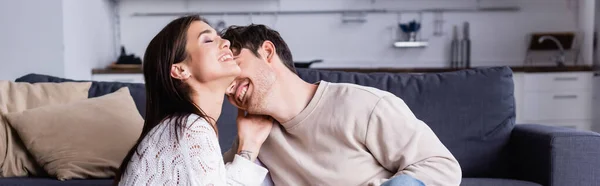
[222,24,462,186]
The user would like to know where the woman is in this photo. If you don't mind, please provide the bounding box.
[114,15,273,186]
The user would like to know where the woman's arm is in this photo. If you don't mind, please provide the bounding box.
[185,119,268,186]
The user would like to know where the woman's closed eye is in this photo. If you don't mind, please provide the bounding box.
[200,35,215,44]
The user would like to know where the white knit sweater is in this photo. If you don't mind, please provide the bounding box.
[118,114,268,186]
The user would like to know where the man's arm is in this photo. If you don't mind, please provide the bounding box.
[365,95,462,186]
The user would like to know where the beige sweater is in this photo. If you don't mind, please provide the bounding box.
[225,81,462,186]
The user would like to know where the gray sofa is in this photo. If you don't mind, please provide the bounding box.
[7,66,600,186]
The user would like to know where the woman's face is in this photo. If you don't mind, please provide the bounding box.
[180,21,240,85]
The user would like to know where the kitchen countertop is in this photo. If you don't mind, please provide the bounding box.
[92,66,596,74]
[92,68,144,74]
[315,66,596,73]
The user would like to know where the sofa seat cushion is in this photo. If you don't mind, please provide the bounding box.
[0,177,111,186]
[461,178,541,186]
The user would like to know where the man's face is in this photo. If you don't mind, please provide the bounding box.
[226,48,276,114]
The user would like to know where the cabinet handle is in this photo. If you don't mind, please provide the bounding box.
[553,77,578,81]
[553,95,578,99]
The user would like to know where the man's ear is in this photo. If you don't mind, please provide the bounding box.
[261,41,276,63]
[170,64,191,80]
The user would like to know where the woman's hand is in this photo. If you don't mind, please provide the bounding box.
[236,109,274,161]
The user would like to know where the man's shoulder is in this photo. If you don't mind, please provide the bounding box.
[324,81,395,99]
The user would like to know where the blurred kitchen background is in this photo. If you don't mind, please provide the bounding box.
[118,0,597,69]
[1,0,600,132]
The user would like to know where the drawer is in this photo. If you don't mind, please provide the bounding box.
[518,119,593,131]
[513,73,525,123]
[91,74,145,83]
[524,72,592,92]
[522,91,593,121]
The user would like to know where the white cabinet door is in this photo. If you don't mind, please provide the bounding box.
[524,72,593,92]
[513,73,524,124]
[517,72,595,131]
[522,91,593,120]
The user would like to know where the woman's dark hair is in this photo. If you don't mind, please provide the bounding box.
[113,15,216,185]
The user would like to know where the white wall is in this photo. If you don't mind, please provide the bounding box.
[596,0,600,68]
[578,0,596,66]
[0,0,65,80]
[63,0,117,80]
[0,0,116,81]
[118,0,582,68]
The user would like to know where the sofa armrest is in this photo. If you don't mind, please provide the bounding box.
[509,124,600,186]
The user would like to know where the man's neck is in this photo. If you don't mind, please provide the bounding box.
[266,75,318,123]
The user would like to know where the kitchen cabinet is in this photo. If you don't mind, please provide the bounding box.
[594,73,600,132]
[91,74,145,84]
[514,71,595,131]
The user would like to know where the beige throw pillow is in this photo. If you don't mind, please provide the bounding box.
[0,81,91,177]
[4,87,143,180]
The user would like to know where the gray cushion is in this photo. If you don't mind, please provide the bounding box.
[461,178,541,186]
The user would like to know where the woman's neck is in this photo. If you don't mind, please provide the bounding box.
[189,83,226,124]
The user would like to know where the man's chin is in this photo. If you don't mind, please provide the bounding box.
[232,104,245,110]
[226,98,242,108]
[230,103,248,112]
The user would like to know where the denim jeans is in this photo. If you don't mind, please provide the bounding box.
[381,175,425,186]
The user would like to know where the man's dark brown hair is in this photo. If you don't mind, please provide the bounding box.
[221,24,297,74]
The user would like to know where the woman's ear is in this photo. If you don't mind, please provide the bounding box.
[171,64,191,80]
[261,41,276,63]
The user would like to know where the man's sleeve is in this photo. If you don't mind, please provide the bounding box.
[365,95,462,186]
[222,138,239,163]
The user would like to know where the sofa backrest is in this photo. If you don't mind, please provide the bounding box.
[16,74,146,118]
[16,66,516,178]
